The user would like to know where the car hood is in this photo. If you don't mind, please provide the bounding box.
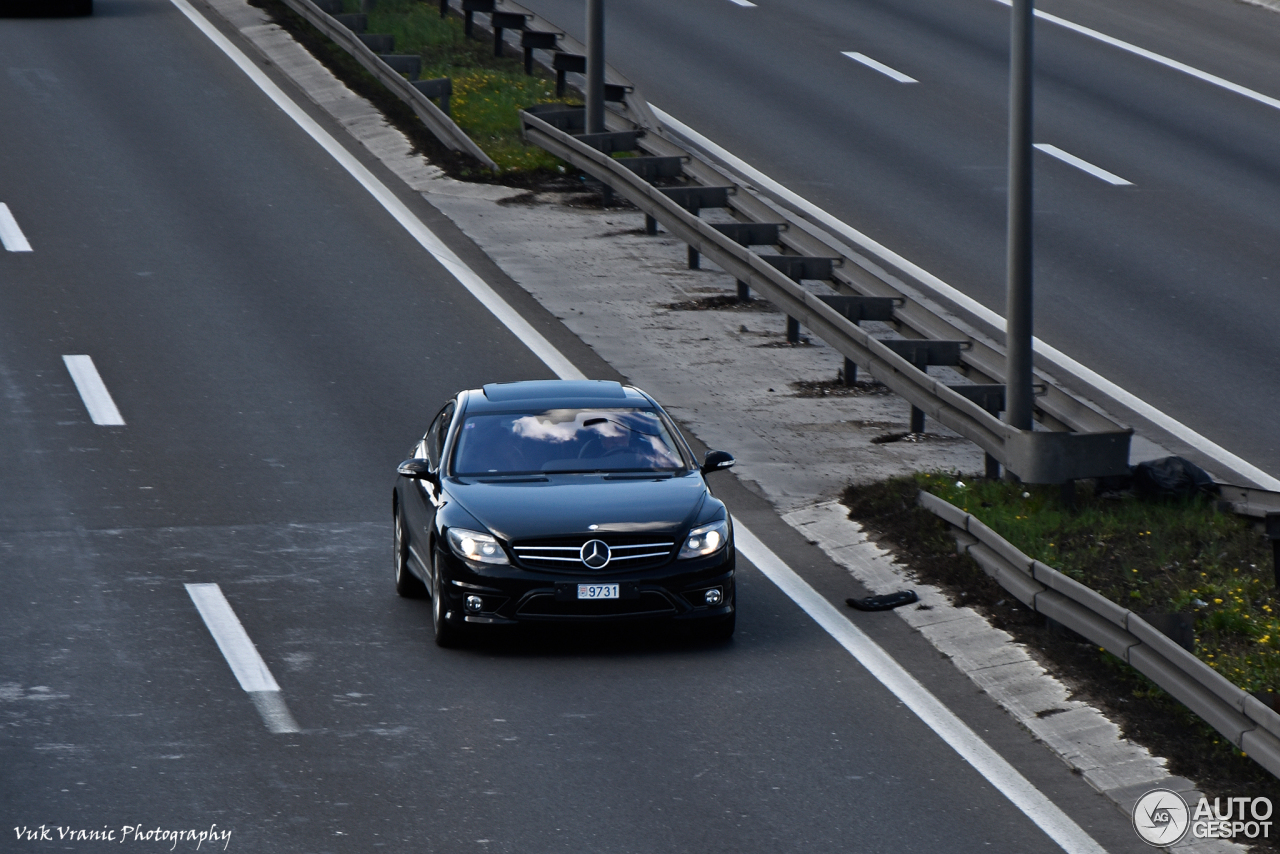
[446,473,709,542]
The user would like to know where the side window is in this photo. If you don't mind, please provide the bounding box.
[424,402,455,471]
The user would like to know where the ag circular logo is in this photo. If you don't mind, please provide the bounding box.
[1133,789,1190,846]
[580,539,611,569]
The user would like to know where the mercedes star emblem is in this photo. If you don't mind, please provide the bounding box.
[580,539,611,569]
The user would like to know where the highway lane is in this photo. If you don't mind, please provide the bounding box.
[519,0,1280,481]
[2,1,1150,851]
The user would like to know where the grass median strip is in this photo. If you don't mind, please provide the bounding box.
[906,473,1278,695]
[843,472,1280,842]
[255,0,569,176]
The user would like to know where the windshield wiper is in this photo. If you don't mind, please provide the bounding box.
[473,474,549,483]
[603,472,675,480]
[581,416,662,437]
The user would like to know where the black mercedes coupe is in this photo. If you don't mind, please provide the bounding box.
[392,380,737,646]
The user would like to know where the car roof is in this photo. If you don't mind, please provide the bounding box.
[464,380,653,413]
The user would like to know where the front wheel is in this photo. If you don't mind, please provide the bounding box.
[394,510,426,598]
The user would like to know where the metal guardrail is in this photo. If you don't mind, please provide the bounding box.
[279,0,498,170]
[1220,483,1280,519]
[519,106,1132,484]
[918,489,1280,780]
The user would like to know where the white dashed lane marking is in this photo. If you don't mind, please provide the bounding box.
[62,355,126,426]
[842,51,917,83]
[1035,144,1133,186]
[186,583,300,734]
[0,203,33,252]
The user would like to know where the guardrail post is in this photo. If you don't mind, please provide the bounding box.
[462,0,495,37]
[880,339,967,434]
[688,246,700,270]
[737,281,751,303]
[586,0,605,134]
[946,382,1005,478]
[818,295,897,387]
[491,12,528,57]
[521,30,560,75]
[554,53,585,98]
[412,78,452,116]
[644,214,657,235]
[786,316,801,344]
[440,0,448,18]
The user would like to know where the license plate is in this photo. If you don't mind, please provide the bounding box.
[578,584,619,600]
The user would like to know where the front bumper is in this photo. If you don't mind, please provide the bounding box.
[434,545,736,627]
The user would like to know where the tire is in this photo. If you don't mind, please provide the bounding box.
[431,559,465,648]
[393,509,426,598]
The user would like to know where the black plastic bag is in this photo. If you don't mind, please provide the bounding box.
[1131,456,1218,500]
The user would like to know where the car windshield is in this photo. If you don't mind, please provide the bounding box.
[452,408,686,475]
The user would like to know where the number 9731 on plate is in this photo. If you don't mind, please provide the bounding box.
[577,583,619,600]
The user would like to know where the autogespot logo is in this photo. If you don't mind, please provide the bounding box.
[1133,789,1190,846]
[1132,790,1275,846]
[580,539,611,569]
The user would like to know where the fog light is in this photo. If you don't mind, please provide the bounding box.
[464,595,483,613]
[704,588,723,606]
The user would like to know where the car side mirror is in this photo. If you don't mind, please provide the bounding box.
[701,450,735,476]
[397,458,437,483]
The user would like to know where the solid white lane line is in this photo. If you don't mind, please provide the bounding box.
[0,203,33,252]
[650,105,1280,490]
[1035,144,1132,186]
[186,583,300,734]
[989,0,1280,114]
[733,523,1106,854]
[727,0,757,6]
[167,0,585,384]
[62,355,125,426]
[842,51,918,83]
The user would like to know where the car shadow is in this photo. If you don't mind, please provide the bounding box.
[458,621,735,659]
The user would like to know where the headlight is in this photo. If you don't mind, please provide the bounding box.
[679,520,729,559]
[446,527,509,565]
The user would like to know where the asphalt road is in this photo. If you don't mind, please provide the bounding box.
[1,1,1156,852]
[520,0,1280,482]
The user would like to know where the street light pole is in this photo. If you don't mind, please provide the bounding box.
[586,0,605,134]
[1005,0,1035,434]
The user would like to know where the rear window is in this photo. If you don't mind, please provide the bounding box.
[452,408,686,475]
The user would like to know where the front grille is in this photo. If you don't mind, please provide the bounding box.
[511,534,677,574]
